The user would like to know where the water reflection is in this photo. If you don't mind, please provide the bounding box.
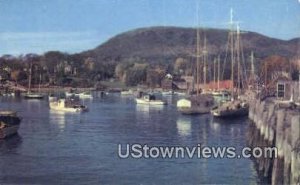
[136,104,164,115]
[0,134,22,152]
[176,117,192,137]
[49,110,67,131]
[210,118,221,134]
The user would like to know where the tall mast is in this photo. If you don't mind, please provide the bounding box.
[196,28,200,95]
[38,73,42,93]
[203,35,207,89]
[250,51,255,77]
[217,55,220,90]
[236,23,241,98]
[213,57,216,90]
[28,62,32,94]
[230,8,235,100]
[196,4,201,95]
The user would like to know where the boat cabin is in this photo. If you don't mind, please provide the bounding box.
[143,94,156,101]
[177,95,214,108]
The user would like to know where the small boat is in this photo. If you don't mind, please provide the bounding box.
[121,90,134,96]
[65,92,74,97]
[24,62,44,99]
[174,91,186,96]
[211,90,230,97]
[177,94,216,115]
[48,94,57,102]
[211,100,249,118]
[2,92,15,97]
[79,92,93,99]
[0,111,21,139]
[49,98,88,112]
[24,93,44,99]
[161,91,174,96]
[65,89,80,97]
[136,94,166,105]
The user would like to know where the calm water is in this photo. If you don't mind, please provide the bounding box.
[0,94,259,185]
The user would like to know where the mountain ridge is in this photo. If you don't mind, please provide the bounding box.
[81,26,299,63]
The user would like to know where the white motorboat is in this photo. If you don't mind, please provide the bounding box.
[121,90,134,96]
[79,92,93,99]
[49,98,88,112]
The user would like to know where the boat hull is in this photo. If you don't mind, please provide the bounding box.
[0,125,20,139]
[0,113,21,139]
[24,94,44,99]
[49,103,88,112]
[178,107,212,115]
[136,98,166,105]
[212,107,249,118]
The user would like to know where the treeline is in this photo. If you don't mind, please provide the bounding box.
[0,51,299,88]
[0,51,115,87]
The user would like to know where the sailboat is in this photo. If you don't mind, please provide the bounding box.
[177,7,215,115]
[24,62,44,99]
[211,9,249,118]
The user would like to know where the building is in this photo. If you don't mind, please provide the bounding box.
[276,80,300,102]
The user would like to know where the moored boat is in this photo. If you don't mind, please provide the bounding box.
[49,98,88,112]
[121,90,134,96]
[135,94,166,105]
[211,90,230,97]
[211,100,249,118]
[177,94,216,115]
[24,93,44,99]
[211,10,249,119]
[79,91,93,99]
[24,62,44,100]
[0,111,21,139]
[161,91,174,96]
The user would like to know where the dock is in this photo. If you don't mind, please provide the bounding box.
[248,94,300,184]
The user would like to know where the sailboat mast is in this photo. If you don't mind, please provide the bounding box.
[39,73,42,93]
[213,57,216,90]
[230,8,235,100]
[218,55,220,90]
[203,36,207,89]
[28,62,32,94]
[196,4,201,95]
[237,23,241,98]
[251,51,255,77]
[196,27,200,95]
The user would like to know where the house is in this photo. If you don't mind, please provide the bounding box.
[161,74,178,90]
[276,80,299,102]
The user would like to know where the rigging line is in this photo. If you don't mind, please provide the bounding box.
[221,28,231,82]
[238,32,248,90]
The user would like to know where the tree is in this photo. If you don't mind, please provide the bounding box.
[261,55,291,85]
[174,57,188,74]
[146,68,165,88]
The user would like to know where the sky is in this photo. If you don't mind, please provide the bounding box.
[0,0,299,56]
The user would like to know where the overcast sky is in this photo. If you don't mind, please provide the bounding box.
[0,0,299,56]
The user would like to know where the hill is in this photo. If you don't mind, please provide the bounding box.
[82,26,300,63]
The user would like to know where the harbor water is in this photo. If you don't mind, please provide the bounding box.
[0,94,259,184]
